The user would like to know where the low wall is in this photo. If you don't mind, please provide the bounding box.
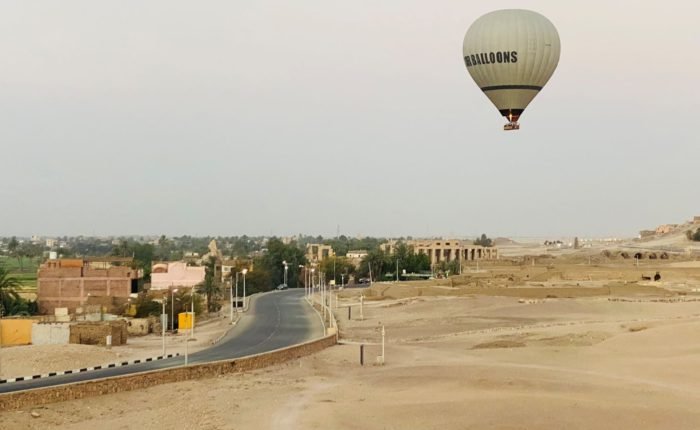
[69,321,128,346]
[0,319,34,346]
[126,318,150,336]
[0,333,337,411]
[31,323,70,345]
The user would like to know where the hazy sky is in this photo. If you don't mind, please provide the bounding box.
[1,1,698,238]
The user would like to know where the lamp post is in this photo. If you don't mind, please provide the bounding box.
[161,299,166,356]
[171,288,178,331]
[242,268,248,310]
[229,278,234,323]
[0,309,3,375]
[235,271,240,313]
[311,268,315,300]
[190,287,195,340]
[283,260,288,287]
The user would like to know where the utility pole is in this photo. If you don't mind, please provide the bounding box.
[161,300,165,356]
[190,288,195,340]
[0,308,4,375]
[229,279,234,323]
[242,269,248,310]
[236,271,241,312]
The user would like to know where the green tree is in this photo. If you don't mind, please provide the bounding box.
[257,238,306,289]
[240,268,272,296]
[110,239,131,258]
[131,242,155,280]
[0,265,30,316]
[358,250,391,281]
[155,235,172,261]
[197,256,222,312]
[434,260,460,277]
[7,236,24,272]
[320,256,356,285]
[133,293,163,318]
[693,228,700,242]
[391,242,429,276]
[474,233,493,247]
[110,240,155,283]
[164,290,204,329]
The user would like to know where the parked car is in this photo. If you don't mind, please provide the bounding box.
[276,284,288,290]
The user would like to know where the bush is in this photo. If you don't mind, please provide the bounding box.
[134,293,162,318]
[474,234,493,247]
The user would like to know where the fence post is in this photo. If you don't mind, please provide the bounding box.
[360,295,364,321]
[360,344,364,366]
[381,326,385,365]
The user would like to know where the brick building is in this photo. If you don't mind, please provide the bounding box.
[37,257,142,315]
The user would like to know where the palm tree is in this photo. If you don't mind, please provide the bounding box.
[0,265,24,316]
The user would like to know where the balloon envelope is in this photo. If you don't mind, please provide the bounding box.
[463,9,560,126]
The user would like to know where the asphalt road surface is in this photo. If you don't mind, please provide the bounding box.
[0,288,323,394]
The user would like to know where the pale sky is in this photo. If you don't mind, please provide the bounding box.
[1,1,698,238]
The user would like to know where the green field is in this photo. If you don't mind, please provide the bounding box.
[0,256,39,290]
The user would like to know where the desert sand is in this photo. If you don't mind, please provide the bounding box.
[2,257,700,429]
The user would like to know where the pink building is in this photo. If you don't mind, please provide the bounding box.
[150,262,205,291]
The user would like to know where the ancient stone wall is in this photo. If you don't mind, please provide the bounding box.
[126,318,150,336]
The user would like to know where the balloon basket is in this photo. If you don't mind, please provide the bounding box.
[503,122,520,131]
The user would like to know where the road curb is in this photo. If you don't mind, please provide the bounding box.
[0,353,180,385]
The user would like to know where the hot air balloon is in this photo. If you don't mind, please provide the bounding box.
[462,10,560,130]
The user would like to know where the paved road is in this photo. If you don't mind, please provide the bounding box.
[0,289,323,394]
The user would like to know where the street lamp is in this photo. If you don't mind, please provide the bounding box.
[242,268,248,310]
[283,260,288,287]
[171,288,178,331]
[229,277,234,323]
[190,287,195,339]
[235,271,240,313]
[161,299,166,355]
[311,268,315,299]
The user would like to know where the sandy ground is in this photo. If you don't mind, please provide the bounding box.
[0,313,237,379]
[3,285,700,429]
